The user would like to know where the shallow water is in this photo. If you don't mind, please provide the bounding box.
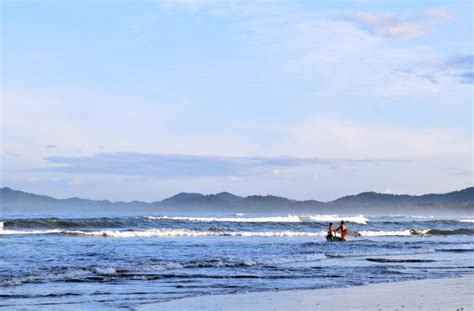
[1,213,473,310]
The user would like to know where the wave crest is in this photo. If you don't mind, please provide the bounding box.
[410,228,474,236]
[146,214,368,224]
[1,218,130,228]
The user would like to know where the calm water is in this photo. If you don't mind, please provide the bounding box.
[1,213,473,310]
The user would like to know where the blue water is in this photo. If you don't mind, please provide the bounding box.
[1,214,473,310]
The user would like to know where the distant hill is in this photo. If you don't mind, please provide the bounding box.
[0,186,472,215]
[333,187,474,205]
[161,192,244,206]
[0,187,151,213]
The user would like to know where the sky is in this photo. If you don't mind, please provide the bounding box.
[1,0,473,202]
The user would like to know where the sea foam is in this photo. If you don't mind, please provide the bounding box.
[63,229,328,238]
[358,230,413,237]
[0,229,64,235]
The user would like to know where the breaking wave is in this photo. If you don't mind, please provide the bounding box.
[0,229,64,235]
[146,214,369,224]
[3,228,472,238]
[359,228,474,237]
[0,228,327,238]
[411,228,474,236]
[358,230,413,237]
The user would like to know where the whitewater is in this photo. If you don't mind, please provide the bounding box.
[145,214,369,224]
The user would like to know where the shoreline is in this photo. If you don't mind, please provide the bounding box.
[136,274,473,310]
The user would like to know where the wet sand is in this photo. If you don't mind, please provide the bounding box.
[137,275,473,310]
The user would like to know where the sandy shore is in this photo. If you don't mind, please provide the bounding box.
[137,275,473,311]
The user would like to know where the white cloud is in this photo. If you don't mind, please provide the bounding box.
[342,13,427,39]
[158,0,224,11]
[280,116,470,159]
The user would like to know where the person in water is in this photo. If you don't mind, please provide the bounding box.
[326,223,335,241]
[336,220,347,241]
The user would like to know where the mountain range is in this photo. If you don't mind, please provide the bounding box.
[1,187,473,215]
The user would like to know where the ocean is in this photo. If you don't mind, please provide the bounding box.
[1,213,473,310]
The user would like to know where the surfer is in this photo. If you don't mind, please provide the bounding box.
[326,223,335,241]
[336,220,347,241]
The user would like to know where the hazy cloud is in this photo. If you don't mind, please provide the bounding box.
[457,72,474,84]
[393,68,438,84]
[442,167,474,177]
[444,54,474,69]
[443,54,473,84]
[394,54,473,85]
[425,9,455,20]
[4,151,22,157]
[40,152,402,179]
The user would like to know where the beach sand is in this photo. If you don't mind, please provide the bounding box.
[137,275,473,310]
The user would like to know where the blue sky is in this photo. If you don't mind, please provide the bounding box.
[1,0,472,201]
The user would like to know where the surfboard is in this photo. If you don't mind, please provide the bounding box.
[346,230,361,237]
[327,230,361,241]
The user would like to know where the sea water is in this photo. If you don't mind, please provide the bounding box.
[1,213,473,310]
